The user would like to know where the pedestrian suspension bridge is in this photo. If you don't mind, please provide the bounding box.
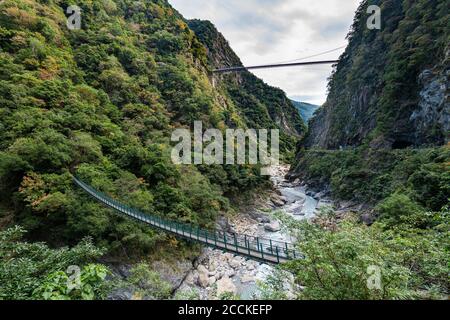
[212,60,339,73]
[73,177,299,264]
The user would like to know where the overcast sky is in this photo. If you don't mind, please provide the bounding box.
[169,0,362,105]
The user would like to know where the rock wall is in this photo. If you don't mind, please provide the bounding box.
[302,0,449,150]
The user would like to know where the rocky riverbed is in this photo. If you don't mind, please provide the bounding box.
[174,165,334,300]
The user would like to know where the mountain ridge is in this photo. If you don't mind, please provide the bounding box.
[302,0,449,150]
[290,100,319,123]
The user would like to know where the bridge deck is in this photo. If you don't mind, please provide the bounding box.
[73,177,299,264]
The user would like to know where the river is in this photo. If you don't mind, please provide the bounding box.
[174,165,333,300]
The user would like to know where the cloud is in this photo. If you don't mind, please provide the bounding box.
[169,0,362,105]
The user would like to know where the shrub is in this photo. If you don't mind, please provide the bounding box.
[275,212,448,300]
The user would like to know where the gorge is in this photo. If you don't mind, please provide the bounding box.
[0,0,448,301]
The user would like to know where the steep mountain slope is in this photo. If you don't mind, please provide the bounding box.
[187,20,306,153]
[290,0,449,211]
[304,0,448,149]
[290,100,319,123]
[281,1,449,301]
[0,0,298,254]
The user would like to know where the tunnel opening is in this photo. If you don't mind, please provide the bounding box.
[392,139,414,149]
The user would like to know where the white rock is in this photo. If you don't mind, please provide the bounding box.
[225,269,236,278]
[216,276,237,296]
[197,265,210,288]
[246,264,255,271]
[229,257,243,269]
[240,275,255,284]
[208,276,217,286]
[198,272,210,288]
[197,264,208,274]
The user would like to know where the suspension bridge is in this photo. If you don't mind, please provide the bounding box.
[212,59,339,73]
[73,177,299,264]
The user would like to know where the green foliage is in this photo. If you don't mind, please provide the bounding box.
[128,262,172,300]
[294,146,450,212]
[257,269,289,300]
[0,226,108,300]
[218,292,241,300]
[173,288,200,300]
[33,264,109,300]
[376,193,427,229]
[0,0,286,259]
[275,212,449,300]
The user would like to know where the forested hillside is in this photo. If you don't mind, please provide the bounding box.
[0,0,303,299]
[291,0,449,209]
[290,100,319,124]
[283,0,449,300]
[188,19,306,157]
[304,0,448,149]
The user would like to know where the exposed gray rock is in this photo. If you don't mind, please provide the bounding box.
[271,195,286,207]
[151,260,193,292]
[107,287,135,300]
[216,215,235,233]
[360,213,375,225]
[410,66,449,145]
[198,265,210,288]
[264,221,281,232]
[248,210,271,224]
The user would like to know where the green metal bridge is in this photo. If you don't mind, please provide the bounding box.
[73,177,299,264]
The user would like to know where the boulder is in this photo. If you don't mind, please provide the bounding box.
[184,272,196,285]
[216,276,237,296]
[225,269,236,278]
[208,276,217,286]
[216,216,235,233]
[271,196,286,207]
[306,190,316,198]
[198,272,210,288]
[264,221,281,232]
[197,265,210,288]
[361,213,375,225]
[229,257,244,269]
[240,275,255,284]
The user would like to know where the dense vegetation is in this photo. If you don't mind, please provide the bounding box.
[0,0,305,299]
[266,207,448,300]
[284,0,449,300]
[188,19,306,160]
[0,226,109,300]
[0,0,447,301]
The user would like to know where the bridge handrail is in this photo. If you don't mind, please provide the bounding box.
[73,176,300,263]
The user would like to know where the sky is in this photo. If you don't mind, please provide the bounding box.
[169,0,362,105]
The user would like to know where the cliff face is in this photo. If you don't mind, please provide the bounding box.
[188,20,306,139]
[303,0,449,150]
